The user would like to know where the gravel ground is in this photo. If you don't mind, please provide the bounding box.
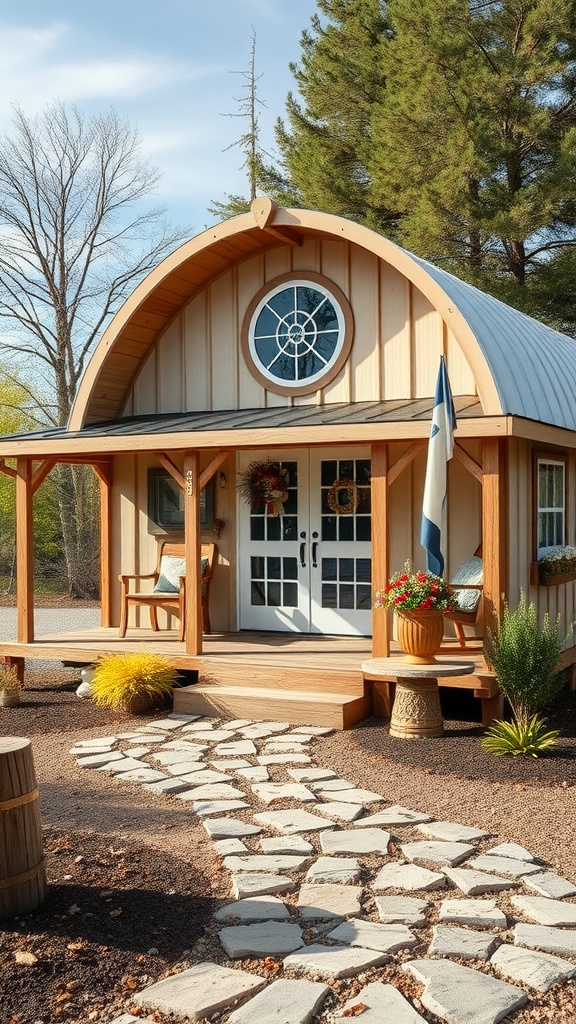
[0,667,575,1023]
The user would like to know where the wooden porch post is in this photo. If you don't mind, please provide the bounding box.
[371,442,390,657]
[482,438,507,638]
[94,462,112,628]
[16,458,34,643]
[183,450,202,655]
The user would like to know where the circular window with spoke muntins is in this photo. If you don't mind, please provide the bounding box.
[241,272,354,396]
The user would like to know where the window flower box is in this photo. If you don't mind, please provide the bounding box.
[532,546,576,587]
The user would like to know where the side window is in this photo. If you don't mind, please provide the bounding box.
[536,454,566,556]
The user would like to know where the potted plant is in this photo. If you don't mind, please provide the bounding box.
[375,561,455,663]
[0,665,23,707]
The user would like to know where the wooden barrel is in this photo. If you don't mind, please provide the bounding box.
[0,737,47,919]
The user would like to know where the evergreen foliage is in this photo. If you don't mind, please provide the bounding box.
[485,592,564,722]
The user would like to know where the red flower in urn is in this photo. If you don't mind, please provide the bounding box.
[375,561,454,612]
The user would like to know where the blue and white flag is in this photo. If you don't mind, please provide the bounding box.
[420,356,457,576]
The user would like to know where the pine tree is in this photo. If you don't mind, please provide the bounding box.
[369,0,576,293]
[261,0,395,230]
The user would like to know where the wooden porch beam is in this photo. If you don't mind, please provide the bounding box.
[183,451,202,655]
[0,458,17,479]
[94,462,113,628]
[371,442,390,658]
[454,443,482,483]
[263,226,303,247]
[16,458,34,643]
[31,458,57,495]
[482,438,507,643]
[387,443,425,488]
[155,453,185,490]
[199,450,231,491]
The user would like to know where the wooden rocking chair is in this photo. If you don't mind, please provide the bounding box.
[118,541,217,640]
[444,554,484,649]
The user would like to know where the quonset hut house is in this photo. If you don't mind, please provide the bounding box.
[1,199,576,728]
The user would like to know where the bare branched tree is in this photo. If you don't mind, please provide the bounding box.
[0,102,187,596]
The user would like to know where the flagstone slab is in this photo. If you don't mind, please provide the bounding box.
[219,921,304,958]
[251,783,316,804]
[71,736,119,748]
[257,753,312,765]
[133,962,266,1020]
[287,768,336,782]
[418,821,489,843]
[491,943,576,993]
[309,778,355,793]
[401,841,476,867]
[402,959,527,1023]
[523,872,576,899]
[354,806,433,827]
[177,770,233,785]
[215,740,258,756]
[373,863,446,892]
[439,899,507,929]
[263,742,315,754]
[320,827,390,856]
[511,894,576,927]
[313,801,365,822]
[132,730,167,741]
[328,919,418,953]
[224,720,253,729]
[260,836,314,856]
[224,855,309,873]
[254,809,333,834]
[235,767,270,782]
[429,924,499,961]
[214,896,291,924]
[104,758,151,774]
[168,713,202,722]
[76,751,126,767]
[337,982,427,1023]
[70,744,116,755]
[228,978,329,1024]
[186,730,236,742]
[297,883,363,920]
[514,922,576,955]
[178,783,246,800]
[143,718,185,731]
[467,855,541,878]
[167,762,209,776]
[444,867,517,896]
[305,856,361,884]
[183,720,219,731]
[265,733,313,743]
[283,943,387,979]
[374,895,429,926]
[122,747,152,759]
[211,759,252,770]
[115,768,167,783]
[485,843,540,863]
[213,839,249,856]
[239,723,289,738]
[158,741,208,753]
[154,749,208,764]
[232,873,297,899]
[145,777,192,796]
[191,799,251,815]
[322,787,384,805]
[202,817,262,839]
[291,725,335,735]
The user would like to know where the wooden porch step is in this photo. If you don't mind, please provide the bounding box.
[173,683,372,730]
[198,659,366,695]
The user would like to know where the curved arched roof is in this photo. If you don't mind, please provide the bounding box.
[69,205,576,432]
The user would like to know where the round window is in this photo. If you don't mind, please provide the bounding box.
[241,273,353,396]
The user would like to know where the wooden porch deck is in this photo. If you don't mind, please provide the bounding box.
[0,628,493,730]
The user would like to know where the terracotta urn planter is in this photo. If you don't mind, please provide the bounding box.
[397,608,444,664]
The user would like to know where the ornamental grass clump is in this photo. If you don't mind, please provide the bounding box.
[482,592,565,757]
[375,561,455,612]
[91,652,179,715]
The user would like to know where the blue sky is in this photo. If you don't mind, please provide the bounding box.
[0,0,318,232]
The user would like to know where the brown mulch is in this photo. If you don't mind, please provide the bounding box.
[1,668,576,1024]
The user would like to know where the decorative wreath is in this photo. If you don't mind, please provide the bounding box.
[327,477,359,515]
[237,459,289,518]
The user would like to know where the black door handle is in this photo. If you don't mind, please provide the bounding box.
[311,542,318,567]
[300,531,307,567]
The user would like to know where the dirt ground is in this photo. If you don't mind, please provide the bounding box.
[0,668,575,1024]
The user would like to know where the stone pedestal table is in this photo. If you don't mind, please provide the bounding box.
[361,657,475,739]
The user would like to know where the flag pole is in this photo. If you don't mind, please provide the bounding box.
[420,356,457,576]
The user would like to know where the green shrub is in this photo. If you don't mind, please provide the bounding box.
[92,652,178,714]
[481,715,559,757]
[485,592,565,722]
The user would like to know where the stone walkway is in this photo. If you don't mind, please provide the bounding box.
[69,714,576,1024]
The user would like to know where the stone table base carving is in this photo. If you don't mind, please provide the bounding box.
[389,677,444,738]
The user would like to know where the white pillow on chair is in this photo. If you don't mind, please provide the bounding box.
[451,556,483,612]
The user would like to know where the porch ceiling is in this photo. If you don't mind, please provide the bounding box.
[0,397,488,457]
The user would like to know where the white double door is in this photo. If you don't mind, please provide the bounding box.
[238,448,372,636]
